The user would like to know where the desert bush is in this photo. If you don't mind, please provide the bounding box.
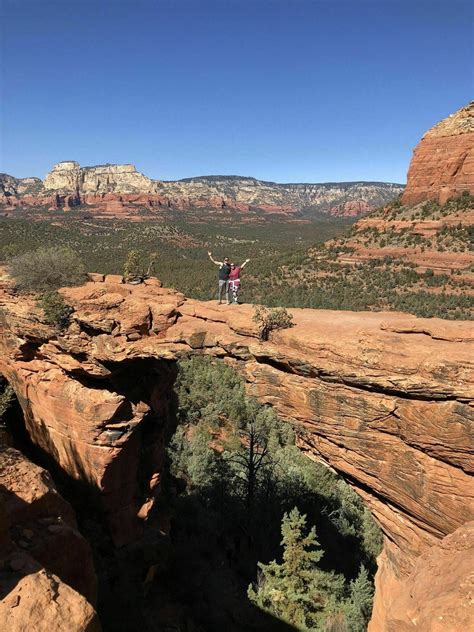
[38,290,73,328]
[253,305,294,341]
[0,379,14,420]
[9,246,86,292]
[123,249,144,280]
[0,243,22,261]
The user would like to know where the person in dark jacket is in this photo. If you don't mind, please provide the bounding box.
[208,251,231,304]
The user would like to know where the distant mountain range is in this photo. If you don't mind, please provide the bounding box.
[0,161,404,221]
[161,175,404,217]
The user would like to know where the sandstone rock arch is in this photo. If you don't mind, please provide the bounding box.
[1,275,473,630]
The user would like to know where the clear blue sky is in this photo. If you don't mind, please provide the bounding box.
[1,0,472,184]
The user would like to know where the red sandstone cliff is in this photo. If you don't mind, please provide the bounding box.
[0,445,100,631]
[0,273,473,630]
[296,103,474,285]
[403,102,474,205]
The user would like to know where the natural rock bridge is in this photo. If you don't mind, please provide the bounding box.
[1,273,473,630]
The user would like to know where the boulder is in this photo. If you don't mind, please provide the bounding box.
[0,569,100,632]
[0,446,99,628]
[143,277,163,287]
[104,274,123,285]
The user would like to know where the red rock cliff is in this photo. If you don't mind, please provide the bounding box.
[0,445,100,631]
[0,274,472,630]
[403,102,474,205]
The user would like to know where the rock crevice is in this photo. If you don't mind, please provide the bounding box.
[1,276,473,630]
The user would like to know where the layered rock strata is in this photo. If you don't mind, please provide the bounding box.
[43,161,157,195]
[403,101,474,205]
[0,273,473,629]
[371,521,474,632]
[156,177,402,217]
[3,101,473,220]
[0,163,403,219]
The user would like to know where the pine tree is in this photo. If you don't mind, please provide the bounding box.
[343,565,374,632]
[248,507,343,630]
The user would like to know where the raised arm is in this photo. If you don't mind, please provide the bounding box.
[241,258,250,269]
[208,251,222,266]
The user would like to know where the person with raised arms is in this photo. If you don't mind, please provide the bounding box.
[228,258,250,304]
[208,251,231,304]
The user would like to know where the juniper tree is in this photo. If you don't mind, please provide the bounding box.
[343,565,374,631]
[248,507,344,630]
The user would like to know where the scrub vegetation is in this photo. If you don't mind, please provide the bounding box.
[1,192,472,321]
[163,356,382,631]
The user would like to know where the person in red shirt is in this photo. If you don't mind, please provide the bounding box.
[228,258,250,304]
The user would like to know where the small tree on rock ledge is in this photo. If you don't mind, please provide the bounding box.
[39,290,73,329]
[253,305,294,341]
[123,249,143,281]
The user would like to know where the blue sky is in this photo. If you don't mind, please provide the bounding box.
[1,0,472,183]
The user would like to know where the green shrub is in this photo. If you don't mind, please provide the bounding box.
[253,305,294,340]
[9,246,86,292]
[39,290,73,328]
[0,379,14,420]
[0,243,22,261]
[123,249,144,280]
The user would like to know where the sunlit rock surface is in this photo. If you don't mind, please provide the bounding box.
[403,102,474,205]
[1,272,472,629]
[0,445,99,631]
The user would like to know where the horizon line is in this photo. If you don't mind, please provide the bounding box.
[0,163,406,188]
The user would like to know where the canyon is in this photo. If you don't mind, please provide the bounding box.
[1,102,473,631]
[0,272,473,631]
[0,161,403,221]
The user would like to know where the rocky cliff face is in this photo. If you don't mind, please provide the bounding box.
[403,102,474,205]
[287,104,474,296]
[1,273,472,630]
[0,162,403,219]
[43,161,159,195]
[0,173,43,199]
[0,445,100,631]
[157,176,403,217]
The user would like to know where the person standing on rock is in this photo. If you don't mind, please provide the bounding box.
[228,259,250,304]
[208,251,231,304]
